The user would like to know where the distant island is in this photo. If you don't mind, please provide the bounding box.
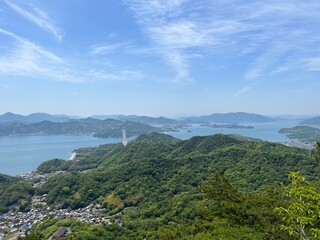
[0,112,76,123]
[201,123,254,129]
[279,125,320,143]
[0,112,179,125]
[0,112,275,126]
[0,118,159,138]
[300,115,320,126]
[91,114,179,125]
[182,112,274,124]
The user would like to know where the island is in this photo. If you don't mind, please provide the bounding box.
[200,123,254,129]
[0,118,159,138]
[279,125,320,143]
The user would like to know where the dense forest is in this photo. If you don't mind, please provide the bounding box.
[0,174,34,213]
[0,133,316,239]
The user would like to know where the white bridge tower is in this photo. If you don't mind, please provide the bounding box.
[122,127,127,146]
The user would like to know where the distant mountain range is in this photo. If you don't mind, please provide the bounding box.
[0,111,277,125]
[0,112,77,123]
[182,112,274,123]
[0,118,158,138]
[91,115,178,125]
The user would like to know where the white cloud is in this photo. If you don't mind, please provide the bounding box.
[88,69,144,82]
[0,28,67,79]
[89,42,129,56]
[303,57,320,71]
[161,50,192,82]
[124,0,320,82]
[244,44,290,81]
[234,86,251,97]
[4,0,64,41]
[0,28,141,83]
[124,0,219,82]
[148,20,213,49]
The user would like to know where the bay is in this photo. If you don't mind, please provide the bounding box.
[164,121,298,142]
[0,135,121,176]
[0,121,298,176]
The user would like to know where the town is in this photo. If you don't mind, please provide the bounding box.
[281,140,316,150]
[0,171,122,239]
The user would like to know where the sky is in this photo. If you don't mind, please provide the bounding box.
[0,0,319,117]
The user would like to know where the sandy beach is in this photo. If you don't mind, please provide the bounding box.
[69,152,77,160]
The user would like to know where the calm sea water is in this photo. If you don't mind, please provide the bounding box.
[0,135,121,176]
[0,121,298,176]
[164,121,298,141]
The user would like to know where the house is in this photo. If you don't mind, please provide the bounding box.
[51,227,70,238]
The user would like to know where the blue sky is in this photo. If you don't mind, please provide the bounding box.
[0,0,319,117]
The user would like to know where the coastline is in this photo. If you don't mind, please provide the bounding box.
[69,152,77,160]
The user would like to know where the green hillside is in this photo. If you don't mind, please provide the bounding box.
[300,116,320,126]
[279,125,320,143]
[26,133,319,239]
[0,174,34,213]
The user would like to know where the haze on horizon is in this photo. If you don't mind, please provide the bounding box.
[0,0,319,117]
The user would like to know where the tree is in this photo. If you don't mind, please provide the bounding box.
[315,141,320,164]
[274,172,320,240]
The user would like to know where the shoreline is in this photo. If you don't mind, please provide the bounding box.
[69,152,77,160]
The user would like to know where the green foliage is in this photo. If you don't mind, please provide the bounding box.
[30,219,136,239]
[155,219,264,240]
[0,175,34,213]
[18,232,44,240]
[37,158,71,173]
[279,126,320,143]
[10,133,320,239]
[0,173,16,184]
[104,192,124,213]
[315,141,320,164]
[275,172,320,240]
[200,173,292,239]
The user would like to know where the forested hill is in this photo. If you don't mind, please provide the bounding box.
[38,133,317,193]
[0,118,158,138]
[0,173,16,184]
[300,115,320,126]
[0,174,34,213]
[279,125,320,143]
[27,133,320,239]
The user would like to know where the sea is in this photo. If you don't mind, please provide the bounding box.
[0,135,121,176]
[0,121,298,176]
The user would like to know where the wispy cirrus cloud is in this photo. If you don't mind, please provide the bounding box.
[89,42,129,56]
[4,0,64,41]
[0,28,65,77]
[303,57,320,71]
[212,1,320,81]
[124,0,320,83]
[88,69,144,81]
[124,0,217,82]
[234,86,251,97]
[244,44,291,81]
[0,28,144,83]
